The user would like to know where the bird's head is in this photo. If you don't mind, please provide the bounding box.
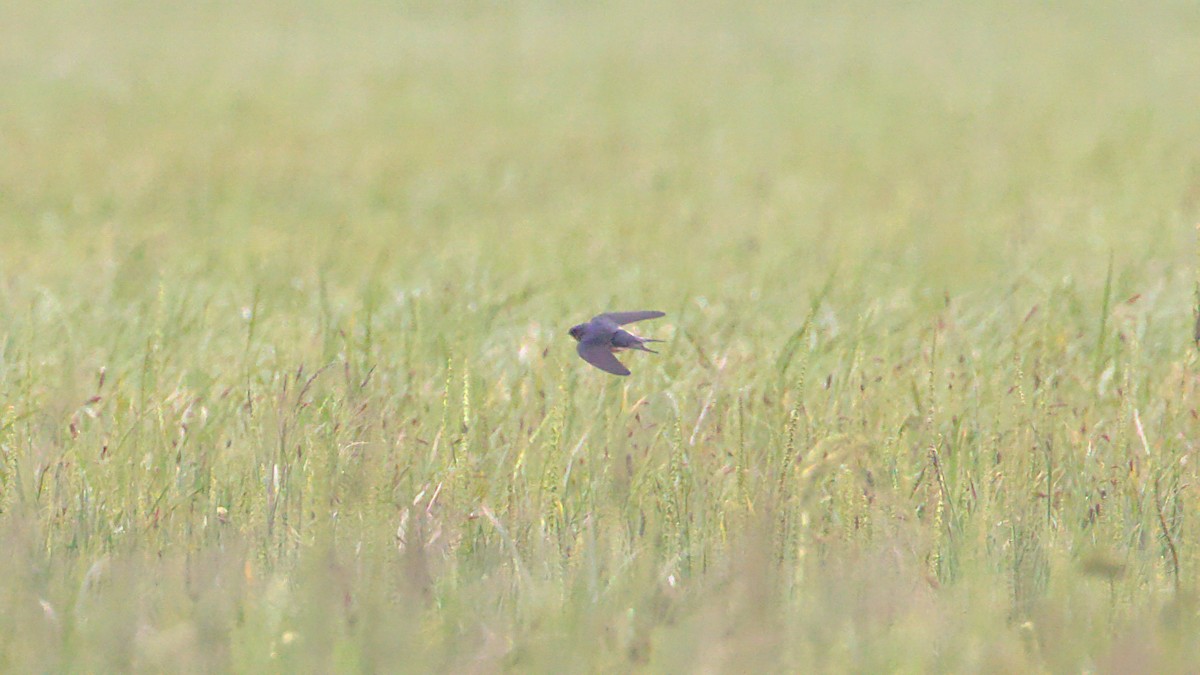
[568,324,586,342]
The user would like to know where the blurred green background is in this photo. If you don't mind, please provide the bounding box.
[1,0,1199,671]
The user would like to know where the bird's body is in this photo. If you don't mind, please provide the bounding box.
[568,311,665,376]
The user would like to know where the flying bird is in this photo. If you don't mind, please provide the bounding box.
[568,311,666,376]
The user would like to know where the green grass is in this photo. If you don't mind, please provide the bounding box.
[2,0,1199,671]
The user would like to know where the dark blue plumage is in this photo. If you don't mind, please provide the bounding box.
[568,311,665,376]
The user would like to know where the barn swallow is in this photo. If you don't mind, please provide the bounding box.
[568,311,665,376]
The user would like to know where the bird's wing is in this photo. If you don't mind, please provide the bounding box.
[597,310,665,325]
[577,340,631,376]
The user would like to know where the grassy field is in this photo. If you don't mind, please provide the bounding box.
[2,0,1199,671]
